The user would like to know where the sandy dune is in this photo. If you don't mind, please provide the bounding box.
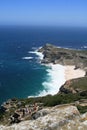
[65,65,85,81]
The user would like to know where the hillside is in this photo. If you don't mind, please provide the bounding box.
[38,43,87,70]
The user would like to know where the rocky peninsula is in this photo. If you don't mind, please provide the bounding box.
[0,44,87,130]
[38,44,87,70]
[38,44,87,93]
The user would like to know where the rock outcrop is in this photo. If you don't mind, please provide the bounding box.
[1,105,87,130]
[59,77,87,94]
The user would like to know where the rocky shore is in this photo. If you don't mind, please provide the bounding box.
[0,44,87,130]
[39,44,87,95]
[38,43,87,71]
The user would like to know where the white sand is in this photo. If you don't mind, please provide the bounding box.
[65,65,85,81]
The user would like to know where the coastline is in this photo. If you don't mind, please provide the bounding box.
[21,45,86,97]
[38,63,66,96]
[0,44,87,128]
[35,47,85,96]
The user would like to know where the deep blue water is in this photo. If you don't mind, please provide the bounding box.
[0,26,87,105]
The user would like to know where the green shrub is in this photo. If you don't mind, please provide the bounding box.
[77,105,87,114]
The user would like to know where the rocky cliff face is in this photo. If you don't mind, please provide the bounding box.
[0,105,87,130]
[59,77,87,94]
[38,44,87,70]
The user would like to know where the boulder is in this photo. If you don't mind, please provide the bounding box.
[0,105,84,130]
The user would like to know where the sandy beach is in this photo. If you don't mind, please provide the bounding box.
[65,65,85,81]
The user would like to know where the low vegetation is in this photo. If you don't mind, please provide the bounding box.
[0,93,87,123]
[69,77,87,91]
[77,105,87,114]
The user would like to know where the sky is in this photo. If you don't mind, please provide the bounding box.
[0,0,87,27]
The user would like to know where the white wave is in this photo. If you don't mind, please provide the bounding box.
[22,57,33,60]
[38,63,66,96]
[28,46,65,97]
[29,47,44,60]
[28,47,66,97]
[28,95,38,98]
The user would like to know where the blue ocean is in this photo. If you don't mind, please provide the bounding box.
[0,26,87,105]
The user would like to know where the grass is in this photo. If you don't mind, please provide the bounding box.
[77,105,87,114]
[20,93,87,107]
[69,77,87,91]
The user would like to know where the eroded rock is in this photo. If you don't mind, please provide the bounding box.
[1,105,87,130]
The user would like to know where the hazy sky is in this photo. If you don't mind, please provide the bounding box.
[0,0,87,27]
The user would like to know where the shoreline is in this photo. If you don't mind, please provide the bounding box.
[35,63,85,97]
[34,47,86,96]
[0,45,87,128]
[38,63,66,96]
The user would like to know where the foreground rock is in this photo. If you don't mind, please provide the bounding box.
[0,105,87,130]
[1,105,87,130]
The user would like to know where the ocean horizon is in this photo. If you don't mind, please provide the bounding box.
[0,26,87,105]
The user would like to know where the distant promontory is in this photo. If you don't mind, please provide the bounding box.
[38,43,87,71]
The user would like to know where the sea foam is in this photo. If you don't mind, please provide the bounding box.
[29,47,44,61]
[29,47,66,96]
[22,57,33,60]
[28,63,66,98]
[38,64,66,96]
